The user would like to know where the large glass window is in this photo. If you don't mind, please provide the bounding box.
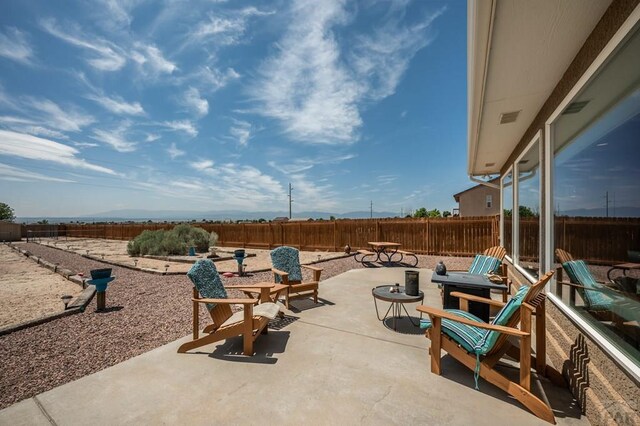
[551,25,640,367]
[501,170,513,257]
[516,139,540,277]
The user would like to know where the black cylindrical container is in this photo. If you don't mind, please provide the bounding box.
[405,270,419,296]
[234,249,246,258]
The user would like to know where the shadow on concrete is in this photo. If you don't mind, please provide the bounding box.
[94,306,124,313]
[287,297,335,313]
[201,331,291,364]
[382,316,424,335]
[268,314,300,330]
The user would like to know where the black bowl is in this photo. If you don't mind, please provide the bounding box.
[90,268,112,279]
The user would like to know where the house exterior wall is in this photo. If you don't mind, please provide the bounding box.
[457,186,500,217]
[500,1,640,424]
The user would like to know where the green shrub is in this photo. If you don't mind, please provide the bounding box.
[209,231,219,248]
[126,225,212,256]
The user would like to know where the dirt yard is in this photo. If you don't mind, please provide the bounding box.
[37,237,347,273]
[0,245,82,328]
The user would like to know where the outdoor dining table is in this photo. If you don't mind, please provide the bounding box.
[367,242,402,264]
[607,262,640,281]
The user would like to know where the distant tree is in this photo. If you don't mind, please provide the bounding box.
[405,214,412,219]
[427,209,441,218]
[37,219,49,224]
[519,205,537,218]
[0,203,15,222]
[413,207,428,218]
[503,209,512,218]
[258,218,266,223]
[330,215,336,221]
[442,210,452,218]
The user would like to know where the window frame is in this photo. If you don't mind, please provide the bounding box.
[500,166,513,259]
[543,11,640,382]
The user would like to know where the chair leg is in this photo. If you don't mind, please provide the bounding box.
[243,308,253,356]
[314,289,318,304]
[177,332,222,353]
[429,318,442,375]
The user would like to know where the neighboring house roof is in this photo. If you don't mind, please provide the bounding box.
[453,177,499,202]
[273,217,289,222]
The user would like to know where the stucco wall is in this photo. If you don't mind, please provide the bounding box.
[458,185,500,217]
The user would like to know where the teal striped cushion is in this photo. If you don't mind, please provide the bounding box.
[468,255,501,275]
[420,310,486,353]
[475,285,529,354]
[562,260,612,310]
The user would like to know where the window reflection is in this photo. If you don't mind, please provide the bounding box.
[517,140,540,276]
[501,171,513,256]
[552,26,640,367]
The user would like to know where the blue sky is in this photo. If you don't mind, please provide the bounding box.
[0,0,469,217]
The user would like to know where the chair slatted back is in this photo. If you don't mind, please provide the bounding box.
[187,260,233,329]
[271,246,303,284]
[486,271,554,356]
[483,246,507,261]
[555,248,574,264]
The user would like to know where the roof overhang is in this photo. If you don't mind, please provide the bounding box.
[467,0,612,176]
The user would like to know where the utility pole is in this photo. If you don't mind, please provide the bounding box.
[605,191,610,217]
[370,200,373,219]
[288,183,293,219]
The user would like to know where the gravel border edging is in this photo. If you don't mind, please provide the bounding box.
[2,243,97,335]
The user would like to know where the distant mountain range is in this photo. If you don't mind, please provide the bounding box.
[17,209,400,223]
[558,206,640,218]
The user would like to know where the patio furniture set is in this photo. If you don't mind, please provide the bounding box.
[177,244,568,424]
[354,241,418,267]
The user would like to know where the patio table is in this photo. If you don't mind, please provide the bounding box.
[367,242,402,264]
[372,284,424,331]
[430,272,508,321]
[606,262,640,281]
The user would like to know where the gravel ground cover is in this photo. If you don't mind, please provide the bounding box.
[0,242,473,409]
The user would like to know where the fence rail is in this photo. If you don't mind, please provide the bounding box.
[21,215,639,263]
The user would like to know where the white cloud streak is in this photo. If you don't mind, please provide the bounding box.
[0,27,34,65]
[91,122,137,152]
[0,130,117,175]
[0,163,74,183]
[229,120,251,146]
[40,18,126,71]
[252,0,444,144]
[87,94,145,116]
[161,120,197,137]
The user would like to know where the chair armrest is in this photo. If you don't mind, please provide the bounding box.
[302,265,323,272]
[194,298,258,305]
[272,268,289,277]
[449,292,507,307]
[556,280,612,293]
[227,283,275,290]
[416,305,529,337]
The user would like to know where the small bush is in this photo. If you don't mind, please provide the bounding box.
[209,231,219,248]
[126,225,212,256]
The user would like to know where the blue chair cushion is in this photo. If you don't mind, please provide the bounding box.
[475,284,530,354]
[187,260,227,310]
[468,255,502,275]
[562,260,612,310]
[271,246,302,283]
[420,309,486,353]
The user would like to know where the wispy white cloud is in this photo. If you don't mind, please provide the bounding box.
[0,27,34,65]
[167,142,185,159]
[145,133,160,142]
[180,87,208,118]
[0,163,74,183]
[91,122,137,152]
[252,0,444,144]
[0,130,117,175]
[268,153,356,174]
[252,1,361,144]
[186,7,274,48]
[177,66,240,95]
[161,120,197,137]
[25,98,95,132]
[229,120,251,146]
[86,93,145,116]
[190,159,214,172]
[0,116,68,140]
[40,18,126,71]
[131,42,177,76]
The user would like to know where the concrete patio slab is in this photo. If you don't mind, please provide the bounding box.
[0,268,588,426]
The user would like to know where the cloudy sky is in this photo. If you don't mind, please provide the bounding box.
[0,0,469,217]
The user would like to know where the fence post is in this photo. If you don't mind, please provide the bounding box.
[242,224,246,248]
[333,221,337,251]
[375,219,379,241]
[298,222,302,250]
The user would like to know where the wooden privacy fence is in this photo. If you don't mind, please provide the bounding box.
[22,217,501,257]
[22,216,639,263]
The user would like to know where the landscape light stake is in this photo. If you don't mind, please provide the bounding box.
[134,259,138,267]
[165,264,170,273]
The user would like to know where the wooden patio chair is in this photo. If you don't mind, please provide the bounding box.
[177,260,281,356]
[417,271,561,424]
[271,246,322,309]
[446,245,509,301]
[555,248,640,328]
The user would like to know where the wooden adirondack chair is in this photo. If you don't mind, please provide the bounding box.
[417,271,560,424]
[445,245,509,301]
[177,260,281,356]
[271,246,322,309]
